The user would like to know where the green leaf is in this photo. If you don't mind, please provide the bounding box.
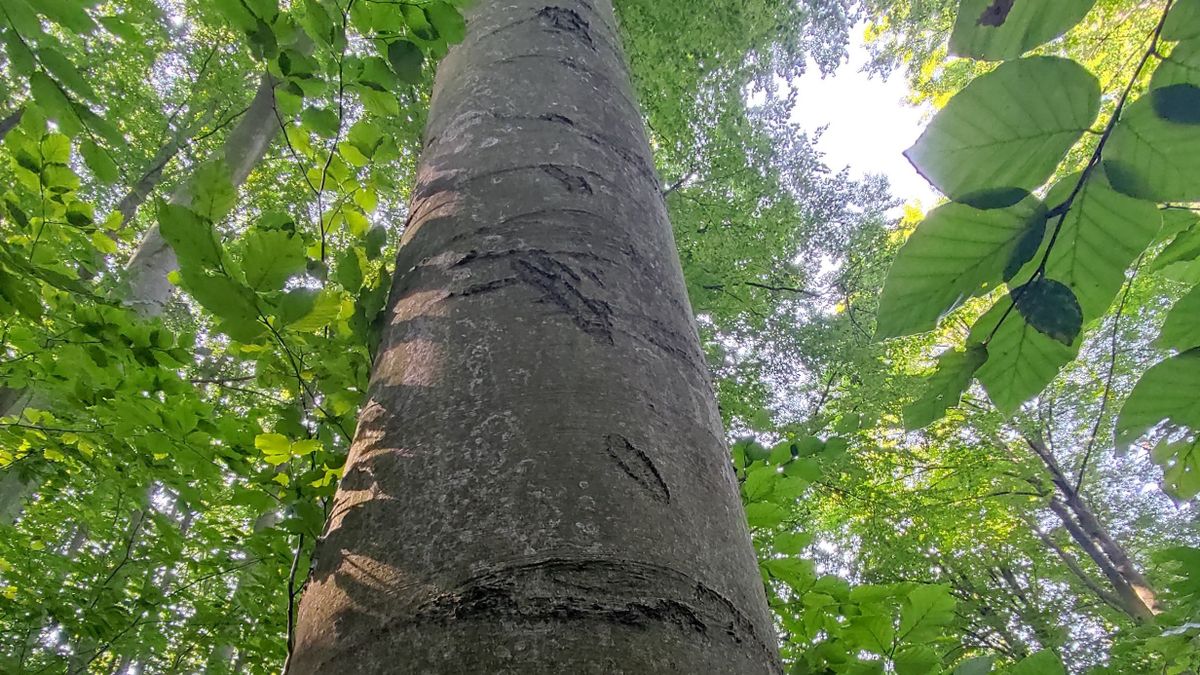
[774,532,814,555]
[335,247,364,291]
[1153,84,1200,124]
[285,289,341,332]
[1159,285,1200,351]
[301,106,340,137]
[904,57,1099,203]
[80,139,119,183]
[1016,174,1160,323]
[0,265,42,320]
[1151,38,1200,94]
[425,1,466,43]
[1152,438,1200,499]
[903,344,988,430]
[29,71,82,136]
[187,161,237,221]
[255,433,290,455]
[763,557,816,592]
[157,202,223,270]
[387,40,424,84]
[1009,651,1065,675]
[877,197,1047,338]
[276,287,318,324]
[1153,223,1200,271]
[38,47,96,101]
[1117,349,1200,449]
[179,268,261,324]
[365,224,387,259]
[241,229,305,292]
[39,133,72,165]
[1105,96,1200,202]
[845,612,895,655]
[2,29,36,76]
[954,655,994,675]
[37,0,98,33]
[1013,278,1083,345]
[949,0,1096,61]
[1164,0,1200,41]
[1,0,43,37]
[970,296,1080,413]
[401,5,438,41]
[300,0,335,43]
[895,645,941,675]
[745,502,787,528]
[898,585,956,642]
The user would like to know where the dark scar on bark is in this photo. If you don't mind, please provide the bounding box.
[605,434,670,503]
[513,253,613,342]
[537,6,595,48]
[542,165,593,194]
[978,0,1015,26]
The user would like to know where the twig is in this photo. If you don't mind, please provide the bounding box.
[1074,254,1144,493]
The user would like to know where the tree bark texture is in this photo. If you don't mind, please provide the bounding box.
[123,74,279,317]
[1023,437,1159,622]
[290,1,780,672]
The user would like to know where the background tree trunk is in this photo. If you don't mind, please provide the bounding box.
[290,0,780,672]
[0,75,281,526]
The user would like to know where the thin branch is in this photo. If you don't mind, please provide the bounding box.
[984,0,1174,346]
[282,532,306,675]
[1074,253,1144,493]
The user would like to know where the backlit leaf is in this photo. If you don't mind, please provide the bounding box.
[970,296,1080,413]
[905,57,1099,203]
[950,0,1096,61]
[1105,96,1200,202]
[1117,349,1200,449]
[877,196,1047,338]
[903,344,988,430]
[1013,278,1083,345]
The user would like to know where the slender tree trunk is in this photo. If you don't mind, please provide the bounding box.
[124,75,278,316]
[1023,437,1159,622]
[0,107,23,140]
[1029,521,1125,614]
[290,1,779,672]
[0,75,281,525]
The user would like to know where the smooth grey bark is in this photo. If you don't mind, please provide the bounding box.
[1024,437,1159,622]
[124,74,278,317]
[0,75,281,525]
[0,107,23,140]
[290,1,779,672]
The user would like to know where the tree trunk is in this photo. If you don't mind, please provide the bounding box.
[289,1,779,672]
[123,74,279,317]
[1023,436,1160,622]
[0,75,281,525]
[0,107,23,140]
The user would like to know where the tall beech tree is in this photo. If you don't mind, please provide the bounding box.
[289,0,780,671]
[5,0,1200,672]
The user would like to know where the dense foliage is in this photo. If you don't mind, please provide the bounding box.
[0,0,1196,673]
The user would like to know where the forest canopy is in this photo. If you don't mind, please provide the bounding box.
[0,0,1197,673]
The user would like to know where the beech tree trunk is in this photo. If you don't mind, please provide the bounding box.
[124,74,279,317]
[1023,437,1160,622]
[0,75,281,526]
[290,1,780,672]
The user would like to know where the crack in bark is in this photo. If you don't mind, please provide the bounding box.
[513,253,613,342]
[537,6,595,49]
[485,111,658,184]
[604,434,670,503]
[541,165,593,193]
[314,554,774,671]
